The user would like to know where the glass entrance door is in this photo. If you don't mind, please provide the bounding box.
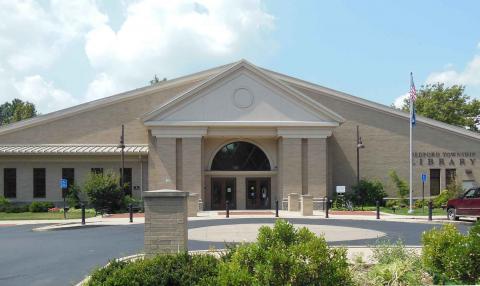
[246,177,271,209]
[211,177,236,210]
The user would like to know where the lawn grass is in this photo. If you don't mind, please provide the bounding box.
[380,207,446,216]
[0,211,96,220]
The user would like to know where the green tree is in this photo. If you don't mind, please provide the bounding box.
[0,98,37,126]
[401,83,480,131]
[389,170,409,203]
[149,75,167,85]
[83,171,125,213]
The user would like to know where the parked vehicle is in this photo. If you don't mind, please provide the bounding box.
[446,188,480,220]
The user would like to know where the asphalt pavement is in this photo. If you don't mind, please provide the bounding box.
[0,218,473,286]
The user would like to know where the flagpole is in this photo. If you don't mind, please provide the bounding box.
[408,72,414,214]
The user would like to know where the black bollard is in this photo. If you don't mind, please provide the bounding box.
[129,203,133,223]
[226,200,230,218]
[325,197,329,218]
[376,200,380,219]
[275,200,279,218]
[428,200,433,221]
[81,203,86,225]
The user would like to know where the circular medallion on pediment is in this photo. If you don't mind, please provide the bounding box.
[233,88,254,109]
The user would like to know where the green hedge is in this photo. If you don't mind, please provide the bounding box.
[422,222,480,284]
[87,220,353,286]
[29,201,55,212]
[87,253,218,286]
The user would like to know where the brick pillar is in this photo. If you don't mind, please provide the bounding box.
[288,193,300,212]
[144,190,188,257]
[301,194,313,216]
[188,193,199,217]
[307,138,327,210]
[182,138,202,195]
[279,138,302,208]
[148,135,176,190]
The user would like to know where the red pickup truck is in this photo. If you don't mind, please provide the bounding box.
[446,188,480,220]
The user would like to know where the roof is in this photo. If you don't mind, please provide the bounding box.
[0,144,148,155]
[263,67,480,142]
[0,59,478,141]
[0,62,235,136]
[142,59,346,124]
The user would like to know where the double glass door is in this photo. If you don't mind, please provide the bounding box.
[246,178,271,209]
[211,177,236,210]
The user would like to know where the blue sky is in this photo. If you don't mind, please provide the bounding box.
[1,0,479,113]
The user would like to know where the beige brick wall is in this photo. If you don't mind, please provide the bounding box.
[0,83,200,145]
[181,138,202,195]
[148,135,176,190]
[0,155,146,202]
[296,85,480,197]
[307,138,327,198]
[279,138,302,198]
[144,190,188,256]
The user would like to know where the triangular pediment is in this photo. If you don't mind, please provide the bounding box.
[143,60,344,127]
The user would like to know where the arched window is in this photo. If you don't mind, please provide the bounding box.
[211,141,271,171]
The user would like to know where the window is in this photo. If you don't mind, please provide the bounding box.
[91,168,103,175]
[211,141,271,171]
[62,168,74,198]
[33,168,46,198]
[430,169,440,196]
[4,168,16,198]
[464,189,476,199]
[120,168,132,196]
[446,169,456,187]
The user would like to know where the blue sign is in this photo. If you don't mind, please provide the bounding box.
[60,179,68,189]
[421,173,427,183]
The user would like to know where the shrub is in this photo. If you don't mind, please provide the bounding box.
[349,179,387,207]
[385,199,402,209]
[87,253,219,286]
[65,184,82,208]
[432,189,457,208]
[83,171,125,213]
[353,240,430,286]
[29,201,55,212]
[389,170,408,203]
[0,196,10,212]
[414,199,427,208]
[5,204,29,213]
[422,222,480,284]
[216,219,353,285]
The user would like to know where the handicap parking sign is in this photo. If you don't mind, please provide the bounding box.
[60,179,68,189]
[421,173,427,183]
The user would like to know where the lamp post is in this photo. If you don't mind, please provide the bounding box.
[118,125,125,195]
[356,125,365,185]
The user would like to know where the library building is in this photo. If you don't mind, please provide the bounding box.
[0,60,478,210]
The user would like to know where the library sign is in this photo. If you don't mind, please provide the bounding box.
[413,152,476,167]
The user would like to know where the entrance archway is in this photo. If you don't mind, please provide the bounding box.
[210,141,272,210]
[211,141,271,171]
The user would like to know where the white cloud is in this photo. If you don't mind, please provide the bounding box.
[85,73,121,102]
[426,52,480,93]
[84,0,275,99]
[0,0,275,113]
[393,93,409,109]
[12,75,79,113]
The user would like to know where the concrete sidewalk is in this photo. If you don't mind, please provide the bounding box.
[24,209,476,232]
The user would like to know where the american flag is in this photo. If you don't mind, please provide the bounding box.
[409,72,417,102]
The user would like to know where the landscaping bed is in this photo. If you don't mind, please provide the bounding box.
[85,220,480,286]
[0,209,96,220]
